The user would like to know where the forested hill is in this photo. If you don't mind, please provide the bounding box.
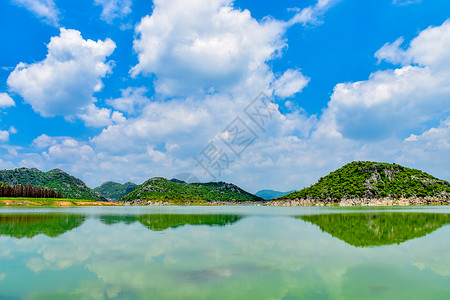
[121,177,264,203]
[0,167,101,200]
[280,161,450,201]
[94,181,138,200]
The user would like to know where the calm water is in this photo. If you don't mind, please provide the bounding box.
[1,206,450,299]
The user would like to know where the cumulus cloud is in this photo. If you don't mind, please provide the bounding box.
[32,134,64,148]
[375,37,410,65]
[131,0,287,96]
[376,20,450,70]
[320,20,450,140]
[288,0,340,26]
[94,0,132,23]
[77,104,126,128]
[11,1,450,193]
[272,69,310,98]
[7,28,116,118]
[398,118,450,180]
[393,0,422,6]
[0,131,9,142]
[0,93,15,108]
[107,87,150,115]
[13,0,60,26]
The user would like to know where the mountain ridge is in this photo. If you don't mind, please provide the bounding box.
[121,177,264,204]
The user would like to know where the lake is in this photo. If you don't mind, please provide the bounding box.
[1,206,449,299]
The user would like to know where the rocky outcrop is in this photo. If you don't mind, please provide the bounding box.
[268,196,450,206]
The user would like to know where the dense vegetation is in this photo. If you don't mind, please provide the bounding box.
[281,161,450,201]
[255,190,293,200]
[299,213,450,247]
[0,182,63,198]
[0,214,85,238]
[0,167,101,200]
[121,177,263,203]
[99,214,242,231]
[94,181,138,200]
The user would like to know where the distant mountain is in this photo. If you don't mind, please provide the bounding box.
[255,190,294,200]
[0,167,101,200]
[94,181,138,200]
[280,161,450,202]
[121,177,264,204]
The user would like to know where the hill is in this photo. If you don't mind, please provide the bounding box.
[0,167,101,200]
[255,190,293,200]
[121,177,264,204]
[279,161,450,203]
[94,181,138,201]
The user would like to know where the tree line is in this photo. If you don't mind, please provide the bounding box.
[0,183,63,198]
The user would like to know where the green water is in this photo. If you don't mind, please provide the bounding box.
[0,206,449,299]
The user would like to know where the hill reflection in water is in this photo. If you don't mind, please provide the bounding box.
[0,214,85,238]
[100,214,243,231]
[298,212,450,247]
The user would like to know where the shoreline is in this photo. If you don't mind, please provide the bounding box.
[1,197,449,207]
[267,196,450,206]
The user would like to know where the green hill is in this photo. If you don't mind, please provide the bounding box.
[121,177,263,204]
[299,213,450,247]
[0,167,101,200]
[280,161,450,201]
[94,181,138,200]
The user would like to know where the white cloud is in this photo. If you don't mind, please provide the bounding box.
[94,0,132,23]
[393,0,422,6]
[13,0,60,26]
[375,37,410,65]
[8,126,18,134]
[0,131,10,142]
[7,28,116,119]
[32,134,63,148]
[272,69,310,98]
[376,20,450,70]
[398,118,450,180]
[43,138,96,165]
[107,87,150,115]
[77,104,126,128]
[0,93,15,108]
[9,2,450,194]
[320,20,450,140]
[288,0,340,26]
[131,0,287,97]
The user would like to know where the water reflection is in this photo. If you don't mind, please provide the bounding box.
[0,214,85,238]
[100,214,243,231]
[298,213,450,247]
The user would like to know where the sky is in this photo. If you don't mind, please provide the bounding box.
[0,0,450,192]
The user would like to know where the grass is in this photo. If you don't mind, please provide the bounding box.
[0,197,121,206]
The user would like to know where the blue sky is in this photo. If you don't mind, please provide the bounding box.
[0,0,450,192]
